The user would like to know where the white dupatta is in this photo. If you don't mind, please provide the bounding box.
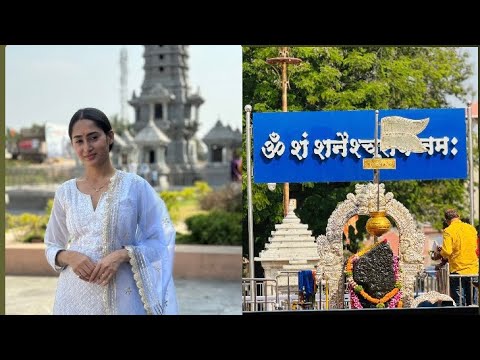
[105,171,178,315]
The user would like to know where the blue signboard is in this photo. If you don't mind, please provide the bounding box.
[253,108,467,183]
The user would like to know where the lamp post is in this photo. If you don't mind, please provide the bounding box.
[244,104,256,304]
[266,47,301,216]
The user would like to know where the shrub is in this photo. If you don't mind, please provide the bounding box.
[193,181,212,198]
[160,182,212,223]
[175,233,192,244]
[23,230,45,243]
[200,184,241,213]
[5,212,46,243]
[6,198,53,243]
[185,210,242,246]
[5,213,20,230]
[159,191,181,222]
[179,187,196,200]
[45,198,54,216]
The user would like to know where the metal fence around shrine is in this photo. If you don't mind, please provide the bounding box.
[414,264,478,306]
[242,271,345,312]
[243,266,478,312]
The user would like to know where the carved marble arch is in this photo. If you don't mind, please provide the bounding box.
[316,183,425,309]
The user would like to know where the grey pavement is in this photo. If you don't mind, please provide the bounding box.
[5,276,242,315]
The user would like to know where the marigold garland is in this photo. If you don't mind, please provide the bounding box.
[345,239,403,309]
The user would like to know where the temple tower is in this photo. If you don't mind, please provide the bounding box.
[257,199,319,296]
[129,45,205,185]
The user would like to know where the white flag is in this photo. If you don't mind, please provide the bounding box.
[380,116,429,153]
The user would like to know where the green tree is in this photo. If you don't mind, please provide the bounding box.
[243,46,474,276]
[110,114,135,136]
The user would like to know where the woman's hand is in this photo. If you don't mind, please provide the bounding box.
[89,249,130,286]
[56,250,96,281]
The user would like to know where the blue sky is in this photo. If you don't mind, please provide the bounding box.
[448,47,478,108]
[5,45,242,137]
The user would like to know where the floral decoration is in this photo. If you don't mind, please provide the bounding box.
[345,239,403,309]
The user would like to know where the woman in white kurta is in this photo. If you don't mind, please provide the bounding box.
[44,108,177,315]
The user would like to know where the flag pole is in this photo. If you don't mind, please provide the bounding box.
[266,47,301,216]
[244,104,256,305]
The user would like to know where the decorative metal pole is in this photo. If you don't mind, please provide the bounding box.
[364,110,392,242]
[365,112,429,242]
[467,101,475,225]
[245,104,256,303]
[374,110,380,211]
[373,110,380,243]
[266,47,301,216]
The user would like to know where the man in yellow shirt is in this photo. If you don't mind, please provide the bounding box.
[437,209,478,306]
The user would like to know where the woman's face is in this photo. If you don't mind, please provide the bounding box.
[71,119,113,167]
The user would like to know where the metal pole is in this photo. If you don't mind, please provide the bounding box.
[466,101,478,314]
[374,109,379,158]
[374,110,380,210]
[373,110,380,243]
[245,105,256,304]
[281,49,289,217]
[287,272,291,310]
[266,47,301,217]
[472,103,480,316]
[467,101,475,225]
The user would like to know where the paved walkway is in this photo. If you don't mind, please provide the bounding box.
[5,276,241,315]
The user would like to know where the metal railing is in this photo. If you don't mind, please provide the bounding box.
[449,273,479,306]
[242,278,278,312]
[414,268,443,296]
[414,263,478,306]
[242,271,333,312]
[5,165,78,186]
[275,271,299,310]
[275,270,324,310]
[244,265,478,312]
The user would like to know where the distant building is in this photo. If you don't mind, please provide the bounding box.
[111,134,126,169]
[134,117,171,190]
[129,45,204,185]
[127,45,241,188]
[203,118,242,186]
[119,129,139,172]
[15,126,47,163]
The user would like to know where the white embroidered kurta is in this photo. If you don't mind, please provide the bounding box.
[44,170,178,315]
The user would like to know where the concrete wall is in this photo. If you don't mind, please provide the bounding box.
[5,243,241,281]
